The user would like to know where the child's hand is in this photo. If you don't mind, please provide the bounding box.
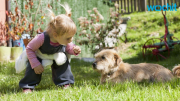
[73,46,81,54]
[34,64,44,74]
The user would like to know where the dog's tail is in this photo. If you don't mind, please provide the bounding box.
[172,64,180,78]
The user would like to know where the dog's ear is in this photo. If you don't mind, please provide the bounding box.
[113,47,118,52]
[114,53,122,66]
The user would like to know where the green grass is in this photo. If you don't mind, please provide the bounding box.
[124,9,180,42]
[1,45,180,101]
[1,59,180,100]
[120,9,180,60]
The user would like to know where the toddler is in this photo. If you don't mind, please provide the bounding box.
[19,3,81,93]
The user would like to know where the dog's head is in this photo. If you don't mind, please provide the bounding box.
[92,49,122,74]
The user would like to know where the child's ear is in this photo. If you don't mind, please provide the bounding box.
[53,32,58,37]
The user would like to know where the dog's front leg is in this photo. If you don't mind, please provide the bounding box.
[100,75,107,84]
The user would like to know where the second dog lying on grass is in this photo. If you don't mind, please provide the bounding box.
[92,49,179,84]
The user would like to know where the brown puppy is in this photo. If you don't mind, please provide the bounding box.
[92,49,175,84]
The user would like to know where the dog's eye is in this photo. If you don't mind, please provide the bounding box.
[101,56,105,59]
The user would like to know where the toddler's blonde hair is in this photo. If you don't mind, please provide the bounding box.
[46,3,76,36]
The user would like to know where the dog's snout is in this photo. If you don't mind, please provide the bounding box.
[92,62,97,69]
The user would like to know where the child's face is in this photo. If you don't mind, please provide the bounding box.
[55,33,75,46]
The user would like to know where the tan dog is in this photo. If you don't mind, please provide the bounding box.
[92,49,177,84]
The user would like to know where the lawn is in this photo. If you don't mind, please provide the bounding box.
[0,58,180,100]
[1,0,180,100]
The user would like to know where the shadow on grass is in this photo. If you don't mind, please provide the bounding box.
[70,59,100,85]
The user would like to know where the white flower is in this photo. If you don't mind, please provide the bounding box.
[114,3,119,9]
[95,45,100,49]
[95,34,100,39]
[97,13,104,20]
[90,14,96,19]
[87,10,92,15]
[110,12,116,17]
[93,7,98,13]
[92,23,102,32]
[81,30,87,35]
[111,19,115,22]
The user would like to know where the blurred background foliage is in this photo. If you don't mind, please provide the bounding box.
[10,0,113,57]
